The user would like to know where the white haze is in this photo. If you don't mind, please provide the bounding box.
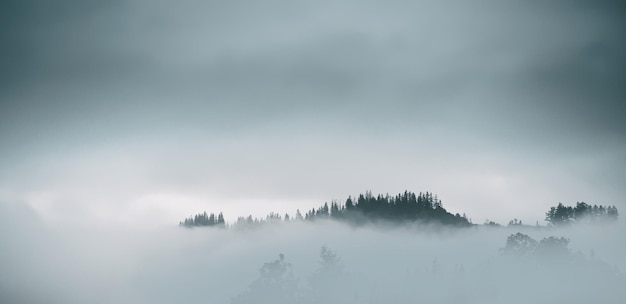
[1,202,624,304]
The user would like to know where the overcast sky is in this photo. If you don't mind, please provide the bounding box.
[1,0,625,227]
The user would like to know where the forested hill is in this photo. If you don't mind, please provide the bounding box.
[179,191,471,228]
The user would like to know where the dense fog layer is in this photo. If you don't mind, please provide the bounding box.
[1,203,624,303]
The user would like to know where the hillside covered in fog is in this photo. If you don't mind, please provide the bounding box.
[1,195,624,304]
[181,191,471,228]
[2,0,625,303]
[180,190,618,229]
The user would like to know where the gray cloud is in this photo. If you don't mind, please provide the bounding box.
[0,0,625,225]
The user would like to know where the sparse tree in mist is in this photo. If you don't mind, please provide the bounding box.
[330,202,340,220]
[508,218,522,226]
[607,206,619,221]
[501,233,571,261]
[217,212,225,228]
[295,209,303,221]
[483,219,501,227]
[179,211,225,227]
[536,236,570,258]
[501,232,538,257]
[231,254,299,304]
[266,212,282,223]
[303,246,350,304]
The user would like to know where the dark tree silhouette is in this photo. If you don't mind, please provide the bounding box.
[179,211,226,227]
[303,191,471,227]
[546,202,618,226]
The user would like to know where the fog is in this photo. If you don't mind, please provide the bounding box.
[2,0,626,226]
[2,203,624,304]
[1,0,625,302]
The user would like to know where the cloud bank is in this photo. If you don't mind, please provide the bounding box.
[1,203,624,303]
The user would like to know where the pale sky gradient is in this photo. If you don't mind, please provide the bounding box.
[1,0,625,227]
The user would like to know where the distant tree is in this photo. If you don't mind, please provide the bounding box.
[266,212,282,223]
[607,206,619,221]
[330,202,340,219]
[536,236,570,258]
[574,202,591,222]
[231,254,299,304]
[484,219,501,227]
[501,233,571,260]
[179,211,225,227]
[545,203,573,226]
[316,203,329,219]
[546,202,618,225]
[305,208,315,221]
[345,196,354,211]
[295,209,303,221]
[304,246,347,304]
[508,218,522,226]
[501,233,537,257]
[217,212,226,228]
[208,213,216,225]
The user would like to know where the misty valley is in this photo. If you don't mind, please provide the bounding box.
[3,0,625,303]
[172,191,624,304]
[1,191,624,304]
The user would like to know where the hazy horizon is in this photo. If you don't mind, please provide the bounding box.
[2,0,625,227]
[2,201,625,303]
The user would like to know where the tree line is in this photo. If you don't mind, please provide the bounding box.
[545,202,618,226]
[179,211,225,228]
[180,191,471,228]
[179,191,619,228]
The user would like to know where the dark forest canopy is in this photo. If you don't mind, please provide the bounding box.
[180,191,471,228]
[179,211,225,228]
[303,191,470,226]
[545,202,618,226]
[179,191,619,229]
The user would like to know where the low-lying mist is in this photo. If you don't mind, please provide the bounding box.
[1,203,624,304]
